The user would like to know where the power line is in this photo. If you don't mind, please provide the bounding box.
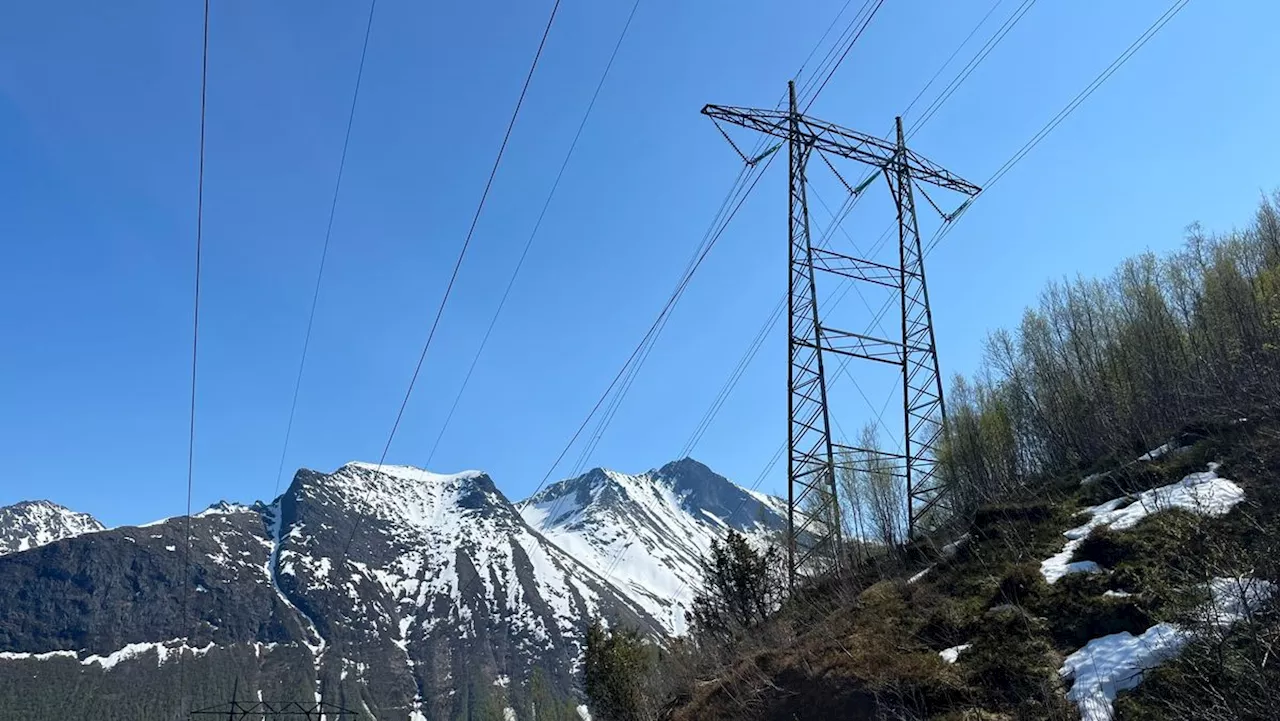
[803,0,886,110]
[520,0,894,598]
[907,0,1037,136]
[677,181,870,461]
[340,0,563,557]
[900,0,1006,119]
[180,0,211,708]
[544,0,890,493]
[792,0,859,85]
[527,147,775,537]
[539,158,772,504]
[806,0,1192,410]
[272,0,380,498]
[423,0,642,470]
[925,0,1192,256]
[373,0,561,468]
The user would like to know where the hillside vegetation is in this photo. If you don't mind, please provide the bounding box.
[587,195,1280,720]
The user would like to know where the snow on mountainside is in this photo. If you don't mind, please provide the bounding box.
[0,458,761,719]
[0,500,104,555]
[0,462,666,721]
[271,461,660,721]
[521,458,786,634]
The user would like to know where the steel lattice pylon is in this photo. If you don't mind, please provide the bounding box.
[191,700,358,721]
[703,82,980,587]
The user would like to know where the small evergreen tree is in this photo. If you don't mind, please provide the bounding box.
[583,621,651,721]
[687,529,782,645]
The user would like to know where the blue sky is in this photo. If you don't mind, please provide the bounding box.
[2,1,1277,528]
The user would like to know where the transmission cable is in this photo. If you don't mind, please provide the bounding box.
[544,0,890,493]
[926,0,1192,255]
[802,0,886,110]
[272,0,379,498]
[179,0,211,708]
[518,0,894,603]
[906,0,1037,136]
[901,0,1006,119]
[339,0,562,557]
[422,0,642,470]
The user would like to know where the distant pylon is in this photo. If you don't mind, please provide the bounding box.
[703,82,980,587]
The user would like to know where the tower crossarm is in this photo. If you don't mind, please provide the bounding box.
[701,104,981,196]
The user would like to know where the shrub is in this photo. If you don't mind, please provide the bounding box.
[583,621,653,721]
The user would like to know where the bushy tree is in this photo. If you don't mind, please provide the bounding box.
[837,425,908,548]
[687,530,783,645]
[583,621,651,721]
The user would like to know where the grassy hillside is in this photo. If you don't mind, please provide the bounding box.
[593,196,1280,721]
[653,419,1279,720]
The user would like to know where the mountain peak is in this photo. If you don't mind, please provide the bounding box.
[520,459,786,634]
[0,499,105,556]
[338,461,485,484]
[656,456,711,475]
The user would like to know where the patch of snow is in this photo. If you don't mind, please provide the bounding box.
[939,644,971,664]
[503,708,518,721]
[576,705,593,721]
[1041,542,1103,584]
[2,639,219,671]
[1041,464,1244,584]
[1061,577,1274,721]
[942,533,969,557]
[263,502,326,658]
[1137,442,1176,462]
[342,461,483,485]
[0,650,78,661]
[1080,472,1108,487]
[1061,622,1185,721]
[196,501,252,517]
[1102,590,1133,599]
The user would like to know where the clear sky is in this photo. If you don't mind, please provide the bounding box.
[2,1,1277,528]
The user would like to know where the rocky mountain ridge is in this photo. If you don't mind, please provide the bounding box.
[0,458,782,721]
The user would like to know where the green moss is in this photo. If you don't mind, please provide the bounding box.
[1039,573,1152,648]
[961,605,1065,713]
[994,563,1048,606]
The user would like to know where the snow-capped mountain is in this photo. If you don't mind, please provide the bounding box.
[0,462,662,721]
[521,458,787,634]
[0,499,104,555]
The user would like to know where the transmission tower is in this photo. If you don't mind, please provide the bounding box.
[703,82,980,587]
[191,700,357,721]
[190,682,357,721]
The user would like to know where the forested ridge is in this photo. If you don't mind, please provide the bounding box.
[939,193,1280,506]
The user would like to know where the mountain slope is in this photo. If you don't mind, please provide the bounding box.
[272,461,662,720]
[0,500,104,556]
[0,462,661,721]
[521,458,786,634]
